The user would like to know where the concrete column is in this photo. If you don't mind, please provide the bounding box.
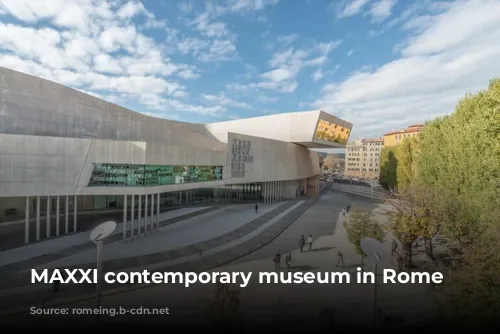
[122,195,127,240]
[56,195,60,237]
[179,191,182,205]
[25,196,30,244]
[280,181,283,201]
[267,182,271,203]
[272,182,275,202]
[271,182,274,203]
[277,182,280,202]
[65,195,69,234]
[266,182,269,204]
[36,196,40,241]
[137,195,142,238]
[150,193,154,232]
[144,194,148,235]
[73,195,77,232]
[46,196,51,239]
[130,194,135,240]
[263,183,266,203]
[156,193,160,232]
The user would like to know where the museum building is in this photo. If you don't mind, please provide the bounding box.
[0,66,353,245]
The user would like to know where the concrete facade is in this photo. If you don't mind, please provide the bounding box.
[0,66,352,244]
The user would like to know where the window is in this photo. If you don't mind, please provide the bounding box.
[89,163,224,187]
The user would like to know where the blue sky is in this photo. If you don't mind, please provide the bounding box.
[0,0,499,140]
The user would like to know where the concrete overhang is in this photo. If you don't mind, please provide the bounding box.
[205,109,353,148]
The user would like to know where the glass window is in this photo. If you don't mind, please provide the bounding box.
[88,163,224,187]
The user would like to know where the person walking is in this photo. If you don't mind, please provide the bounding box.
[346,205,351,214]
[391,239,399,256]
[272,253,279,271]
[299,235,306,252]
[285,253,292,271]
[307,235,313,251]
[53,268,65,292]
[336,251,345,268]
[341,208,346,216]
[255,203,259,214]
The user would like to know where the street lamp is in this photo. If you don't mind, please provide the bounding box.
[360,237,388,326]
[89,221,117,328]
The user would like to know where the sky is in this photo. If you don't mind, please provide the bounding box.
[0,0,499,141]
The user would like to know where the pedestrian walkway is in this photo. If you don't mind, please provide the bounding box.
[0,206,216,268]
[34,202,287,269]
[0,196,319,313]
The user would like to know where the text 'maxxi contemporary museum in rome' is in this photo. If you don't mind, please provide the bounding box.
[0,66,353,246]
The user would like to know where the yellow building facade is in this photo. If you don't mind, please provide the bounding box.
[383,124,424,147]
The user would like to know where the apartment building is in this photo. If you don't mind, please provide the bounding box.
[383,124,424,147]
[345,138,384,179]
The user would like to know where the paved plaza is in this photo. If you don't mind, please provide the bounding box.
[2,186,437,329]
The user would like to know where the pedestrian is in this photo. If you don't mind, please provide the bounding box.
[346,205,351,213]
[272,253,279,271]
[307,234,313,251]
[336,251,345,267]
[285,253,292,271]
[341,208,346,216]
[391,239,399,256]
[255,203,259,214]
[276,252,281,270]
[397,255,404,272]
[53,268,64,292]
[299,235,306,252]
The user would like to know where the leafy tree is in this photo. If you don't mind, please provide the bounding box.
[395,137,419,191]
[344,209,387,268]
[379,147,398,190]
[416,78,500,323]
[389,185,443,262]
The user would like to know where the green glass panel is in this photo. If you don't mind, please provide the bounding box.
[88,163,224,187]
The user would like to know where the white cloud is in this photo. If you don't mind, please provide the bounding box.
[201,93,251,109]
[256,40,341,92]
[336,0,371,18]
[0,0,209,119]
[314,0,500,138]
[312,70,324,82]
[347,49,354,56]
[369,0,398,22]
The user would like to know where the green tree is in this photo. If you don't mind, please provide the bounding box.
[415,78,500,324]
[395,137,420,191]
[344,209,387,268]
[379,147,398,190]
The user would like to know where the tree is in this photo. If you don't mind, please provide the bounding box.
[388,185,443,262]
[395,137,419,191]
[344,209,387,268]
[415,78,500,323]
[379,147,398,190]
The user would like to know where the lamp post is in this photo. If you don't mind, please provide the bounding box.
[360,237,387,327]
[89,221,117,329]
[372,252,382,326]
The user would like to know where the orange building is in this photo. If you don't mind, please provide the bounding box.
[383,124,424,147]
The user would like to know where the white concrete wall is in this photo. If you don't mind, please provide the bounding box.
[206,110,321,143]
[226,132,320,184]
[0,66,226,152]
[0,133,227,197]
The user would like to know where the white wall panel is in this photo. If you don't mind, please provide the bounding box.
[226,132,320,184]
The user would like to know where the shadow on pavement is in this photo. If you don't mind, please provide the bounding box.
[310,246,335,252]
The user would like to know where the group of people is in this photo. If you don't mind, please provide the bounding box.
[341,205,351,216]
[272,251,292,271]
[299,234,314,252]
